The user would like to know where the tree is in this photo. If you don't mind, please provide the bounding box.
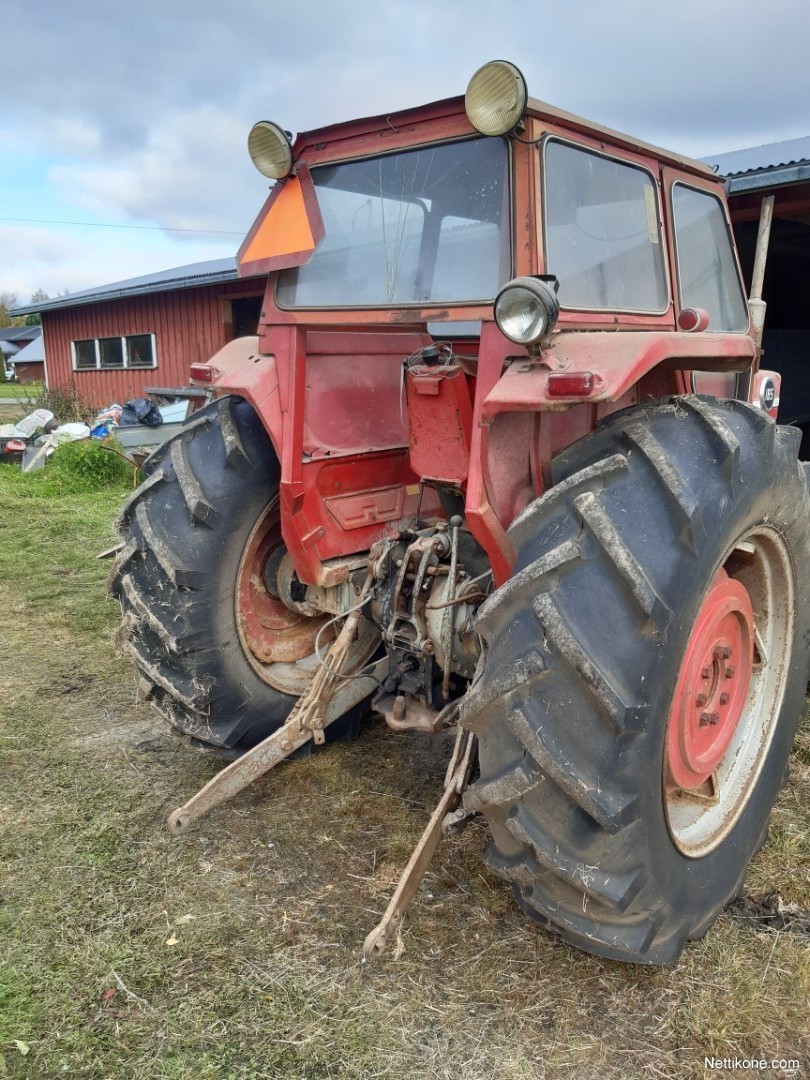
[0,292,23,328]
[24,289,50,326]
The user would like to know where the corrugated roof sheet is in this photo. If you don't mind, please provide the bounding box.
[704,136,810,177]
[0,325,41,343]
[10,335,45,364]
[9,257,254,316]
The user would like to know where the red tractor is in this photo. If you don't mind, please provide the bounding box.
[111,61,810,965]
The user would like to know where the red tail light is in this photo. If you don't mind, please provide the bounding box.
[189,364,215,383]
[677,307,710,333]
[547,372,596,398]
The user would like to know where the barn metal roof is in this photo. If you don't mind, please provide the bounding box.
[9,258,255,316]
[0,325,42,355]
[0,325,41,343]
[704,136,810,194]
[10,334,45,364]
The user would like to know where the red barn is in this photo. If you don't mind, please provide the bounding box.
[10,331,47,385]
[11,259,265,408]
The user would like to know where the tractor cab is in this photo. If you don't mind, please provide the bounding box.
[192,61,766,591]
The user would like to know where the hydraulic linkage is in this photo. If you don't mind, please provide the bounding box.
[165,555,478,960]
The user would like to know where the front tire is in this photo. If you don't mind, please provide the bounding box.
[461,397,810,964]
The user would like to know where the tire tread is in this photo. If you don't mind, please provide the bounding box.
[466,398,810,964]
[170,437,220,527]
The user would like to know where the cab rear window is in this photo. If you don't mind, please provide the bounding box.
[277,137,511,308]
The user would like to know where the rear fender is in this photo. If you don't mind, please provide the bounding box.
[482,330,756,417]
[198,335,284,457]
[470,329,756,585]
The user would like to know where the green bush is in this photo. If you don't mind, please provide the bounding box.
[47,437,138,492]
[31,384,100,424]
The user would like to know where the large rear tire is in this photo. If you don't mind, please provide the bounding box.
[109,396,376,753]
[461,397,810,964]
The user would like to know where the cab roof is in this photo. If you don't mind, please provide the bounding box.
[294,93,718,181]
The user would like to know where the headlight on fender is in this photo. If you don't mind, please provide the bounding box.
[494,276,560,345]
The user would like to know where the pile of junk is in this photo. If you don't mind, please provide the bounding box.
[0,394,192,472]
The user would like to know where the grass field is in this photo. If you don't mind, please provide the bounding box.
[0,384,42,400]
[0,388,43,434]
[0,464,808,1079]
[0,395,41,430]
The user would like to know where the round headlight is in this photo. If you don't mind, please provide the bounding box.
[248,121,293,180]
[465,60,528,136]
[494,276,560,345]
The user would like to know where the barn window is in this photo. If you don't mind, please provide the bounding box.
[71,334,157,371]
[127,334,154,368]
[100,337,124,367]
[73,340,97,369]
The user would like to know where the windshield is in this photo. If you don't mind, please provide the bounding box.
[277,137,510,308]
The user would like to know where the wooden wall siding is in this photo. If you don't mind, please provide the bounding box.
[14,362,45,384]
[42,279,265,407]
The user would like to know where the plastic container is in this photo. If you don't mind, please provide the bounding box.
[12,409,55,438]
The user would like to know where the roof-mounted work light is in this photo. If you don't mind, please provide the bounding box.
[465,60,528,136]
[248,121,293,180]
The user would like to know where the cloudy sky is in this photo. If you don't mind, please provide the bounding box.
[3,0,809,305]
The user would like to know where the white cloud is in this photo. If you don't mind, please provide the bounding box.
[0,226,77,299]
[49,105,266,233]
[0,221,233,302]
[47,118,103,156]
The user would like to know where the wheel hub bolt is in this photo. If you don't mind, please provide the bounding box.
[699,712,710,727]
[722,645,732,659]
[696,693,708,707]
[725,665,735,678]
[719,691,730,705]
[699,712,720,727]
[702,666,711,678]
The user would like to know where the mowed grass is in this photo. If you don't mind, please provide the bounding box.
[0,399,40,429]
[0,466,808,1079]
[0,384,43,400]
[0,389,42,431]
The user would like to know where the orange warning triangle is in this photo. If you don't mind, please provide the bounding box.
[238,166,323,276]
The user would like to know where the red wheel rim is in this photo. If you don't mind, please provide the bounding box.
[236,501,329,665]
[665,568,754,791]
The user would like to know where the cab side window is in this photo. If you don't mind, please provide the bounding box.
[671,184,748,332]
[543,139,668,312]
